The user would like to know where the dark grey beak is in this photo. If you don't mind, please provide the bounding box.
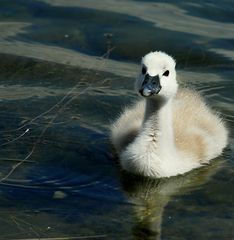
[139,74,162,97]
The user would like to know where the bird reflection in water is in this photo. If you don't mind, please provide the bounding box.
[120,159,223,240]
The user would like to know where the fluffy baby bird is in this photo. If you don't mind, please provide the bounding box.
[110,51,228,178]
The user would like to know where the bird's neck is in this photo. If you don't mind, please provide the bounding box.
[143,96,175,154]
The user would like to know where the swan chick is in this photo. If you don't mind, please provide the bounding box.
[110,51,228,178]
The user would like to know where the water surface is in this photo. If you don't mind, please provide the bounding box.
[0,1,233,239]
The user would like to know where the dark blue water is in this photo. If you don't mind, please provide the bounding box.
[0,1,233,239]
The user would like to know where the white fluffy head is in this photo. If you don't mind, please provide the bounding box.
[136,51,178,99]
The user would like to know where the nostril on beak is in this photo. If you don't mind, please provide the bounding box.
[144,74,150,81]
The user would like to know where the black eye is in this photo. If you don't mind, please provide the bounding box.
[142,66,147,75]
[163,70,169,76]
